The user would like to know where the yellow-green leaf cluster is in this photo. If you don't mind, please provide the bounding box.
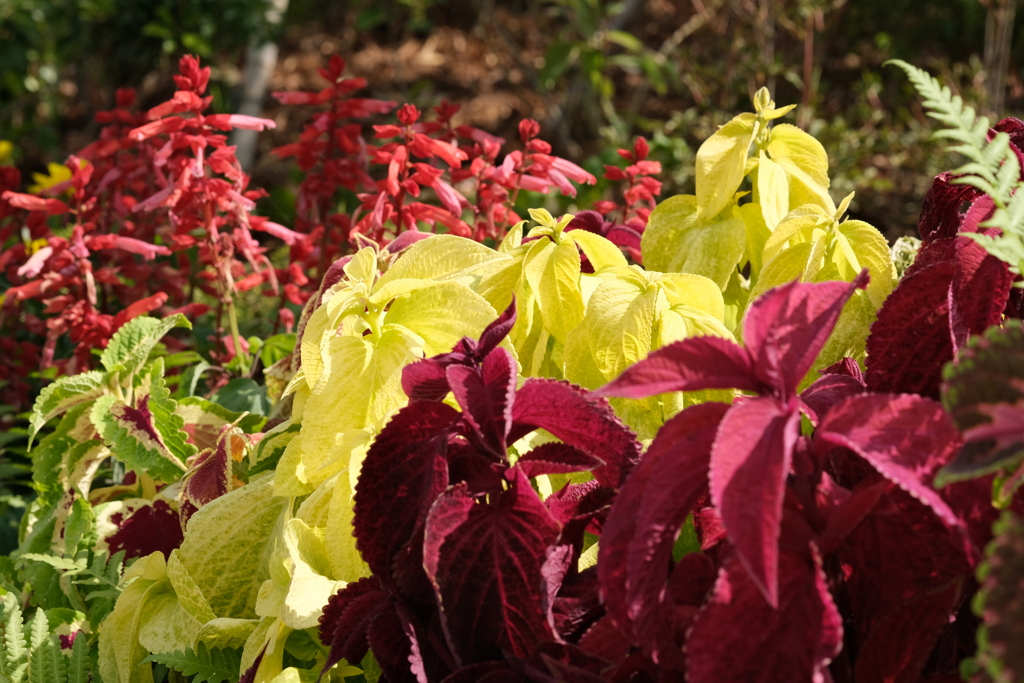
[640,87,896,379]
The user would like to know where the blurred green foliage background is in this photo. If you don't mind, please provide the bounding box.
[1,0,1017,238]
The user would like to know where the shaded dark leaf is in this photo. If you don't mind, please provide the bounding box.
[685,548,842,683]
[423,469,560,663]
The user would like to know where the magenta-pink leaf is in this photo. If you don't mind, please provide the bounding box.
[446,347,516,458]
[595,335,758,399]
[597,402,727,667]
[710,396,801,607]
[423,468,560,663]
[815,393,969,548]
[742,273,868,400]
[685,547,842,683]
[510,379,641,488]
[353,402,459,585]
[514,442,604,478]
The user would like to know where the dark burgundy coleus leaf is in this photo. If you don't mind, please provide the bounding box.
[350,297,642,678]
[917,171,984,243]
[685,547,842,683]
[822,356,864,381]
[815,393,970,553]
[798,361,866,425]
[514,442,604,479]
[567,210,643,267]
[353,401,458,588]
[318,579,423,683]
[402,298,517,401]
[546,566,603,642]
[852,578,964,683]
[319,577,390,673]
[545,481,614,572]
[510,379,641,488]
[105,499,184,560]
[446,346,516,458]
[367,602,423,683]
[441,663,522,683]
[179,426,245,527]
[520,641,614,683]
[423,468,561,664]
[841,486,971,630]
[866,232,1012,399]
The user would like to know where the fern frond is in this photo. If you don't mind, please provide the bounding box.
[887,59,991,150]
[142,643,242,683]
[890,59,1024,277]
[1,596,29,683]
[26,610,63,683]
[66,635,91,683]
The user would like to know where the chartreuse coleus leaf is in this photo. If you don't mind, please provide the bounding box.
[754,193,894,308]
[461,209,622,378]
[375,233,517,309]
[642,196,746,291]
[564,265,733,439]
[176,473,286,620]
[745,195,894,386]
[255,517,342,631]
[645,87,831,295]
[276,246,496,497]
[137,550,217,655]
[91,358,195,483]
[99,551,168,683]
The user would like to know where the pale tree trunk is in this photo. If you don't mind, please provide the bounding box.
[983,0,1017,117]
[231,0,289,172]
